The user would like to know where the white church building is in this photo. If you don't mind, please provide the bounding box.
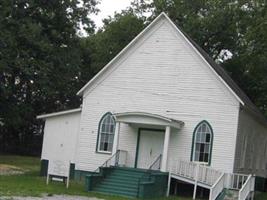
[37,13,267,200]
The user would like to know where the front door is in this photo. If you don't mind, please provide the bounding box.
[137,129,165,169]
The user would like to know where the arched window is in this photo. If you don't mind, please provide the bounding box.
[191,121,213,164]
[97,113,116,153]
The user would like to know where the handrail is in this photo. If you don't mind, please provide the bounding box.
[137,154,162,196]
[149,154,162,170]
[209,173,225,200]
[238,175,254,200]
[94,150,127,173]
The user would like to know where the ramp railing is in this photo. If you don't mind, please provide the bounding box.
[209,173,225,200]
[238,175,255,200]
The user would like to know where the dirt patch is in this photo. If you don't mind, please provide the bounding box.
[0,164,24,175]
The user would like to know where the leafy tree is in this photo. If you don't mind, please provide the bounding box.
[0,0,99,154]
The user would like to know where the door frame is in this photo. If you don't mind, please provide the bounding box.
[134,128,165,168]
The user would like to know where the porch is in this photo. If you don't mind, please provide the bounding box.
[112,112,184,172]
[85,151,255,200]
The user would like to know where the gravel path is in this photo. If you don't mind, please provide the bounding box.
[0,195,104,200]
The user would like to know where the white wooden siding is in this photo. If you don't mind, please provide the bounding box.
[75,17,240,173]
[41,112,81,164]
[234,109,267,177]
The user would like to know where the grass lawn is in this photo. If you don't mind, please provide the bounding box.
[0,155,191,200]
[0,155,266,200]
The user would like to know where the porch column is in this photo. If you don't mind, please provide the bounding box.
[161,125,171,172]
[112,122,120,155]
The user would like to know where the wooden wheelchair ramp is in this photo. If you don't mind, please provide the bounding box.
[167,160,255,200]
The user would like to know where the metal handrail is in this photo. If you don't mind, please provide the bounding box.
[137,154,162,197]
[94,150,126,173]
[149,154,162,170]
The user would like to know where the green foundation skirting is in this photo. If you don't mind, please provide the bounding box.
[255,176,266,192]
[40,159,48,176]
[74,170,94,181]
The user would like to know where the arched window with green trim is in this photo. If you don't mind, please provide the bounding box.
[97,113,116,153]
[191,121,213,164]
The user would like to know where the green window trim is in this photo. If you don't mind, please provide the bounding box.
[95,112,115,154]
[190,120,214,166]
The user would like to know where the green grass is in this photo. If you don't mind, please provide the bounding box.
[255,192,267,200]
[0,155,266,200]
[0,155,191,199]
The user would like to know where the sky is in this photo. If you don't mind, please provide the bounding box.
[91,0,133,28]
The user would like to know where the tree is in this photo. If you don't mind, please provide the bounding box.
[0,0,99,154]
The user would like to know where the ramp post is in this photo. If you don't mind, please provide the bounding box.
[193,163,199,199]
[167,171,171,197]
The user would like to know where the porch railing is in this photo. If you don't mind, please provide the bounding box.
[171,160,197,180]
[94,150,127,173]
[228,173,249,190]
[170,160,222,186]
[198,164,222,186]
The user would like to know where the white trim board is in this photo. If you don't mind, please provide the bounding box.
[37,108,81,119]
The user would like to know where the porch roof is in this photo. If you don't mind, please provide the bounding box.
[113,112,184,129]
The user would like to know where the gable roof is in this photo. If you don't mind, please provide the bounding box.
[77,12,266,125]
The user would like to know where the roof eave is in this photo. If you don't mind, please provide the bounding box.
[37,108,81,119]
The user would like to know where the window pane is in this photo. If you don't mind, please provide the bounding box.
[200,144,205,152]
[201,132,206,143]
[195,143,201,152]
[196,131,201,142]
[206,133,211,143]
[107,143,113,152]
[194,152,200,161]
[108,135,114,143]
[100,142,104,150]
[104,142,108,151]
[204,144,210,153]
[201,124,206,132]
[110,124,115,133]
[199,153,204,161]
[204,153,209,162]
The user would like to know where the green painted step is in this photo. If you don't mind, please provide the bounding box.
[89,167,167,198]
[111,170,147,175]
[101,180,139,189]
[95,184,138,193]
[93,187,138,197]
[92,167,150,197]
[109,173,144,179]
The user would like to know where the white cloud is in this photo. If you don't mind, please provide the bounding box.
[91,0,133,28]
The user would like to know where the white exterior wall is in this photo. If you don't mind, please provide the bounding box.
[75,17,240,173]
[41,112,81,164]
[234,109,267,178]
